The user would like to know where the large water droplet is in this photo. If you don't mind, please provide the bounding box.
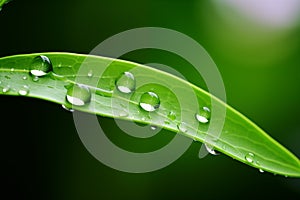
[245,152,255,163]
[115,72,136,94]
[18,85,29,96]
[30,55,53,77]
[66,84,91,106]
[195,107,211,123]
[204,143,220,155]
[139,92,160,112]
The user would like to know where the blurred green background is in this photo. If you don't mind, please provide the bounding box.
[1,0,300,199]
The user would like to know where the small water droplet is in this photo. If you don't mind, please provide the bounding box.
[2,85,10,93]
[150,126,157,130]
[10,68,14,72]
[245,152,255,163]
[18,85,29,96]
[87,70,93,78]
[139,91,160,112]
[66,84,91,106]
[195,107,211,124]
[119,110,129,117]
[204,143,220,155]
[30,55,53,77]
[22,76,27,80]
[62,104,74,112]
[167,111,176,121]
[115,71,136,94]
[164,120,170,125]
[32,76,39,82]
[177,123,188,133]
[259,169,264,173]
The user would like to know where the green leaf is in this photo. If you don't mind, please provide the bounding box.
[0,52,300,177]
[0,0,10,10]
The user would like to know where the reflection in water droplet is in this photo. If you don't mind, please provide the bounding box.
[195,107,211,123]
[62,104,74,112]
[115,72,136,94]
[30,55,53,77]
[18,85,29,96]
[167,111,176,121]
[139,92,160,112]
[204,143,220,155]
[66,84,91,106]
[150,126,157,130]
[245,152,255,163]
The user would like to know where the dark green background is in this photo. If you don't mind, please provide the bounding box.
[1,0,300,199]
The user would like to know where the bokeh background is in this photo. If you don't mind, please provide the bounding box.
[1,0,300,199]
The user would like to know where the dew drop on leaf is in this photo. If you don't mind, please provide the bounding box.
[66,84,91,106]
[115,71,136,94]
[195,107,211,124]
[139,91,160,112]
[167,111,176,121]
[30,55,53,77]
[61,104,74,112]
[2,85,10,93]
[245,152,255,163]
[18,85,29,96]
[22,76,27,80]
[204,143,220,155]
[32,76,39,82]
[150,126,157,130]
[87,70,93,78]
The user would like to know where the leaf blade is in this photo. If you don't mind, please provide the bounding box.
[0,52,299,177]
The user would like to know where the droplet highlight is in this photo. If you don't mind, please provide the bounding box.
[195,107,211,124]
[30,55,53,77]
[62,104,74,112]
[66,84,91,106]
[115,72,136,94]
[167,111,176,121]
[139,91,160,112]
[2,85,10,93]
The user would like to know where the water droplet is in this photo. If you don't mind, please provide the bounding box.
[2,85,10,93]
[66,84,91,106]
[32,76,39,82]
[87,70,93,78]
[119,110,129,117]
[139,92,160,112]
[195,107,211,123]
[164,120,170,125]
[62,104,74,112]
[204,143,220,155]
[245,152,255,163]
[150,126,157,130]
[10,68,14,72]
[22,76,27,80]
[167,111,176,121]
[259,169,264,173]
[30,55,53,77]
[18,85,29,96]
[177,123,188,133]
[115,72,136,94]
